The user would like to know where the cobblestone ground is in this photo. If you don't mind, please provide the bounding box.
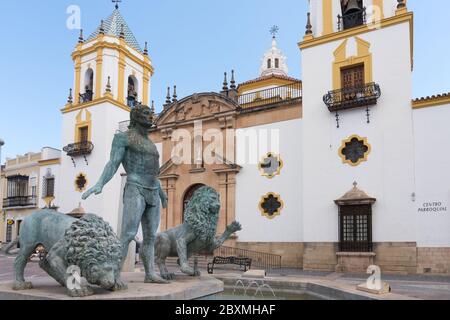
[1,253,450,300]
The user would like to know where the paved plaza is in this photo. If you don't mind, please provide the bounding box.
[1,253,449,300]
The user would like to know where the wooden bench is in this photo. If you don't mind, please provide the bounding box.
[207,256,252,274]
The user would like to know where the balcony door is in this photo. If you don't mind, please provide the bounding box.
[342,64,364,89]
[341,65,364,101]
[79,126,89,143]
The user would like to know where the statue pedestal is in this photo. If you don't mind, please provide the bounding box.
[0,273,223,300]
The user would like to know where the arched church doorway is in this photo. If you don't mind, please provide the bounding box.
[182,184,205,220]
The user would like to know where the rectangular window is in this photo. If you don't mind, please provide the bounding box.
[339,204,372,252]
[45,178,55,197]
[6,176,29,198]
[79,126,89,143]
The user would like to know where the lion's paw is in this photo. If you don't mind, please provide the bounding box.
[13,281,33,291]
[111,280,128,291]
[181,265,196,276]
[145,274,170,284]
[227,221,242,233]
[67,286,94,298]
[161,273,175,281]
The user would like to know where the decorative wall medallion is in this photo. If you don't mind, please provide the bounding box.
[258,152,283,179]
[75,173,88,192]
[339,135,371,166]
[259,192,284,220]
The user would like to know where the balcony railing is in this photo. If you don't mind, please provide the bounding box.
[79,91,93,104]
[338,7,366,31]
[323,82,381,112]
[3,196,37,208]
[63,141,94,158]
[238,82,302,109]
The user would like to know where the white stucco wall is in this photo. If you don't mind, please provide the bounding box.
[301,21,415,242]
[59,102,129,231]
[413,104,450,247]
[235,118,302,243]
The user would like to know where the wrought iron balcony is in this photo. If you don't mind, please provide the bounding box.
[3,196,37,208]
[338,7,366,31]
[323,82,381,113]
[63,141,94,158]
[238,82,302,109]
[79,91,93,104]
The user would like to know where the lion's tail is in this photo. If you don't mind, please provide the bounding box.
[1,238,19,255]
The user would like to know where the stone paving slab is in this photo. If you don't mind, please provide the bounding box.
[0,272,223,300]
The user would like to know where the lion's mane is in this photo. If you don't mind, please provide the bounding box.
[184,186,220,244]
[64,214,122,273]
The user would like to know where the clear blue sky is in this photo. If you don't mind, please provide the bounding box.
[0,0,449,163]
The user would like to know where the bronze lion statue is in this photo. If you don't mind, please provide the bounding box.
[155,186,242,280]
[3,210,126,297]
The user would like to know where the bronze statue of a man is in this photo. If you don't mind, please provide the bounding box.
[83,104,168,284]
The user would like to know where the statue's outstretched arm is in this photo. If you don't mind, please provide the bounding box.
[82,134,127,200]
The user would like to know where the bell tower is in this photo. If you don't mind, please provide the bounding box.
[59,6,153,230]
[299,0,416,268]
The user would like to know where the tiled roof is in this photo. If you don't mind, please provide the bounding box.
[238,73,301,87]
[87,9,143,53]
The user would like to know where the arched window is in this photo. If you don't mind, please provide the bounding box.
[267,59,272,69]
[127,76,139,108]
[275,58,279,68]
[340,0,364,30]
[81,69,94,103]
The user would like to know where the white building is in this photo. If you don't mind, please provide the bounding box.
[1,1,449,275]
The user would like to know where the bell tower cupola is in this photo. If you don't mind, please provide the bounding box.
[260,27,288,77]
[64,6,153,112]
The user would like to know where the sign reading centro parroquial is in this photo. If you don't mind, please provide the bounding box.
[416,195,450,246]
[417,201,448,213]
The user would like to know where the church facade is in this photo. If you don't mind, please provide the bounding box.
[1,0,449,274]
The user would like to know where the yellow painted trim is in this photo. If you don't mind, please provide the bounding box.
[299,12,414,69]
[142,70,150,106]
[95,47,103,99]
[372,0,384,20]
[74,110,92,143]
[61,96,131,114]
[38,159,61,166]
[412,95,450,109]
[72,38,154,75]
[74,56,81,104]
[258,192,284,220]
[258,152,284,179]
[238,78,300,94]
[322,0,333,35]
[332,37,373,91]
[75,173,88,193]
[43,196,55,208]
[118,48,126,104]
[338,135,372,167]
